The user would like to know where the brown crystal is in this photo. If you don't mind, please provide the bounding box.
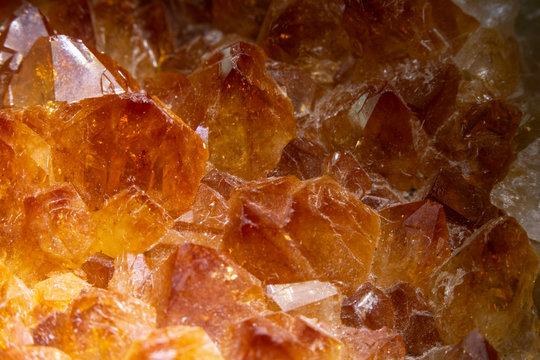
[343,0,478,61]
[341,282,395,330]
[80,253,115,289]
[427,217,539,351]
[228,313,342,359]
[258,0,351,84]
[371,200,451,288]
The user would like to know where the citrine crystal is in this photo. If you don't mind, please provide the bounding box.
[224,176,379,294]
[186,41,296,179]
[0,0,537,359]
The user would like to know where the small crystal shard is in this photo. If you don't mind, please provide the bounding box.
[267,280,338,312]
[3,3,49,71]
[80,253,115,289]
[109,245,176,323]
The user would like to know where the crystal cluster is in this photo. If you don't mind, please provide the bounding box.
[0,0,538,359]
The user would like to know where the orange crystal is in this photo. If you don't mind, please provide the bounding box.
[0,0,536,359]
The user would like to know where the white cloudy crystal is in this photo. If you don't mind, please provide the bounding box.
[266,281,338,312]
[491,138,540,241]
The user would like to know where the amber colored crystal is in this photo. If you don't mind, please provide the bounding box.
[23,94,208,216]
[305,81,432,190]
[285,176,378,292]
[352,89,431,190]
[24,185,96,263]
[336,325,406,360]
[341,281,441,355]
[186,41,296,179]
[201,167,246,200]
[33,288,156,360]
[142,71,192,122]
[323,151,372,199]
[164,243,267,346]
[172,183,229,249]
[272,138,327,180]
[124,326,223,360]
[0,0,535,358]
[0,262,34,350]
[425,168,497,227]
[379,58,461,136]
[94,186,173,257]
[266,60,319,118]
[228,312,342,359]
[190,183,229,231]
[224,176,379,294]
[33,273,90,312]
[109,245,176,324]
[0,346,72,360]
[371,200,451,288]
[6,184,95,285]
[427,217,539,351]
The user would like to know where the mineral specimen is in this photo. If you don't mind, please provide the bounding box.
[0,0,537,359]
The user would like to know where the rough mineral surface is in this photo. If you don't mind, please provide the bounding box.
[0,0,538,359]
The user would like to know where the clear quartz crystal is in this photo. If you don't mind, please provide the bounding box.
[266,281,338,312]
[491,138,540,241]
[453,0,519,34]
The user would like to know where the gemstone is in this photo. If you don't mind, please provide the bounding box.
[0,0,536,358]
